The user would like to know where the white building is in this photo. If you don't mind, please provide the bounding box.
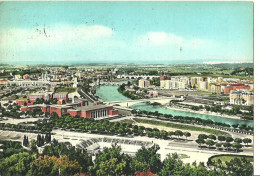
[171,76,190,89]
[230,89,254,106]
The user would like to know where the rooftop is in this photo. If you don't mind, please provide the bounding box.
[73,104,112,111]
[54,92,68,95]
[230,89,253,95]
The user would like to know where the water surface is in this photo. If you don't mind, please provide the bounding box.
[96,85,253,127]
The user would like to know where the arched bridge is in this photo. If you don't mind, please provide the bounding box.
[98,82,125,86]
[117,75,159,80]
[105,97,174,107]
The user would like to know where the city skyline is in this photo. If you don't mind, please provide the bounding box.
[0,1,253,64]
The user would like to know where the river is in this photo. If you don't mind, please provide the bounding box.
[96,85,253,127]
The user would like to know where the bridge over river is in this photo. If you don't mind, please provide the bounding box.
[104,97,174,107]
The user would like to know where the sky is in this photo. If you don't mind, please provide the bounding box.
[0,1,253,65]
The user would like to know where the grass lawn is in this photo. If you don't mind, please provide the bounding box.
[56,87,77,93]
[28,88,42,93]
[133,118,229,136]
[120,119,135,124]
[210,155,253,167]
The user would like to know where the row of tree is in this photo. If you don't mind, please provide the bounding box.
[195,134,252,152]
[50,114,192,141]
[0,88,23,99]
[34,98,59,105]
[132,109,253,132]
[23,134,52,148]
[36,133,52,147]
[0,120,52,133]
[189,104,254,120]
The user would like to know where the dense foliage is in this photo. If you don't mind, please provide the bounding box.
[0,139,253,176]
[118,84,143,100]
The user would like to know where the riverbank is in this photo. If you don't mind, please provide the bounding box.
[96,85,253,127]
[166,105,245,121]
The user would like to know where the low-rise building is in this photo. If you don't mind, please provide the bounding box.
[209,83,217,93]
[21,101,118,119]
[53,92,69,103]
[16,99,35,106]
[230,89,254,106]
[67,104,118,119]
[14,75,22,80]
[0,80,8,86]
[190,77,201,89]
[171,76,190,89]
[23,74,30,79]
[160,80,171,89]
[198,81,208,91]
[28,92,52,101]
[224,84,251,95]
[160,75,171,80]
[149,90,158,97]
[139,79,150,88]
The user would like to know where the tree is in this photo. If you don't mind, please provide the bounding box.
[160,153,183,176]
[232,124,239,129]
[52,98,58,104]
[215,143,222,150]
[27,155,81,176]
[243,138,252,147]
[23,135,29,147]
[205,140,215,148]
[217,136,226,142]
[223,142,231,151]
[208,135,216,140]
[95,158,127,176]
[0,152,35,176]
[35,98,40,104]
[174,130,183,140]
[196,138,205,148]
[36,134,44,147]
[131,109,137,114]
[42,142,93,173]
[225,157,253,176]
[160,130,168,139]
[45,112,50,117]
[133,144,161,174]
[198,134,208,140]
[30,140,38,154]
[43,133,50,143]
[232,143,243,152]
[234,138,242,144]
[225,136,234,143]
[232,106,241,114]
[183,132,191,141]
[91,145,131,176]
[40,98,44,104]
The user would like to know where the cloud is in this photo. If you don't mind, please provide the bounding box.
[0,25,251,64]
[136,32,208,49]
[0,24,114,49]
